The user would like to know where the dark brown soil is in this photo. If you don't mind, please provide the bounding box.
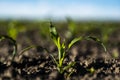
[0,27,120,80]
[0,41,120,80]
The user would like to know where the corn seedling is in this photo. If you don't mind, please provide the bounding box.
[49,22,107,75]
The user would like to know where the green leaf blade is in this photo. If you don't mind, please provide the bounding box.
[68,37,83,49]
[86,36,107,52]
[49,22,59,40]
[63,62,76,71]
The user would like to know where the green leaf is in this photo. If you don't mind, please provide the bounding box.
[63,62,76,71]
[0,35,17,61]
[86,36,107,52]
[49,22,59,41]
[59,50,65,66]
[7,22,18,39]
[49,22,61,48]
[50,54,58,66]
[62,42,65,49]
[19,45,50,55]
[19,45,36,56]
[61,42,65,57]
[68,37,83,49]
[8,26,17,39]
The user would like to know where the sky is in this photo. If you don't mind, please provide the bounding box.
[0,0,120,20]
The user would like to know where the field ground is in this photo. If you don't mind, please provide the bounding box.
[0,20,120,80]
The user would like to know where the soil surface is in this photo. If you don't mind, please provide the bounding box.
[0,27,120,80]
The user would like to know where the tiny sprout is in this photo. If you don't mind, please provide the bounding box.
[87,67,95,74]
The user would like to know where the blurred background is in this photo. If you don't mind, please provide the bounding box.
[0,0,120,58]
[0,0,120,20]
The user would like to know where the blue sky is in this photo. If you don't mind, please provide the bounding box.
[0,0,120,20]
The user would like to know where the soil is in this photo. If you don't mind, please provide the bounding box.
[0,29,120,80]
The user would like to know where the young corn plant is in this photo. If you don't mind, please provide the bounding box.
[49,22,107,74]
